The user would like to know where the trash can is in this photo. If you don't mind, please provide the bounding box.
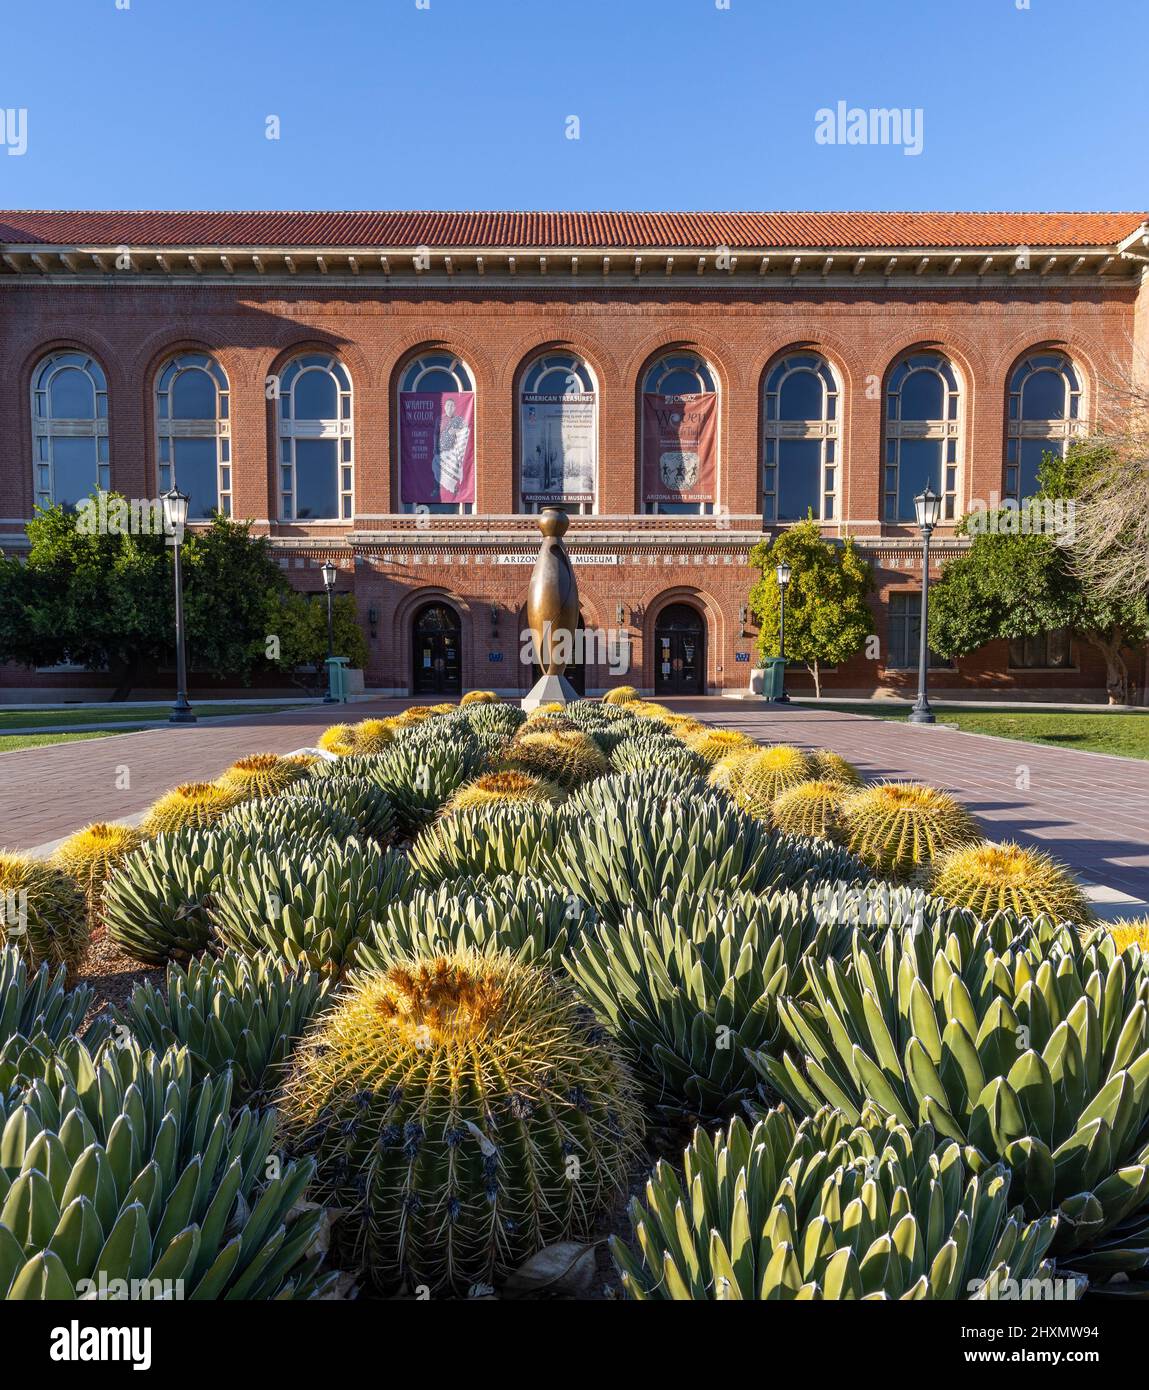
[763,656,787,701]
[325,655,350,704]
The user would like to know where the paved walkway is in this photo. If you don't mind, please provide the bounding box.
[676,698,1149,919]
[3,696,1147,920]
[0,700,414,853]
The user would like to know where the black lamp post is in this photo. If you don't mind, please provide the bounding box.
[775,561,792,704]
[909,485,943,725]
[321,560,338,703]
[161,487,196,725]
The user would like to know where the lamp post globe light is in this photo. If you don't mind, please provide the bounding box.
[321,560,338,704]
[775,561,792,704]
[161,487,196,725]
[909,484,943,726]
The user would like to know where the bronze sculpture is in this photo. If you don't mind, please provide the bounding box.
[522,507,580,709]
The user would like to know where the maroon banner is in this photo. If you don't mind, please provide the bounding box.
[400,391,475,504]
[641,393,717,503]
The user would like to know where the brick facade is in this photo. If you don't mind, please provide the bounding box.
[2,210,1147,702]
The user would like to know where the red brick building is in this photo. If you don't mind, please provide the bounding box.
[2,209,1147,702]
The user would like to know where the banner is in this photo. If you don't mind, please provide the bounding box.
[399,391,475,504]
[520,392,596,504]
[641,393,717,503]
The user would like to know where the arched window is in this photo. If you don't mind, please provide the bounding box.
[156,353,230,519]
[883,351,961,523]
[641,351,719,515]
[518,351,597,514]
[1006,352,1082,500]
[398,351,475,515]
[31,351,109,509]
[762,353,839,523]
[277,354,353,521]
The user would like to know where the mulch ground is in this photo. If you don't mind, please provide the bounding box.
[76,928,162,1028]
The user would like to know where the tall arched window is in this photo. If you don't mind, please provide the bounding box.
[641,351,719,515]
[277,354,353,521]
[884,351,961,523]
[156,353,231,519]
[31,351,109,509]
[398,351,475,515]
[762,353,839,523]
[1006,352,1082,500]
[518,351,597,514]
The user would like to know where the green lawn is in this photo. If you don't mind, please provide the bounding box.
[0,702,299,731]
[0,730,134,753]
[808,703,1149,760]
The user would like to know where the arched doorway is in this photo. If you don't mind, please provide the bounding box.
[529,610,587,696]
[412,602,462,695]
[654,603,706,695]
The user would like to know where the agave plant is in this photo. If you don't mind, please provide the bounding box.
[931,841,1093,924]
[566,890,853,1118]
[210,837,410,974]
[140,781,249,835]
[215,795,358,845]
[840,781,981,878]
[51,822,145,924]
[444,770,564,816]
[0,945,100,1051]
[102,829,235,965]
[356,875,590,972]
[366,738,485,837]
[111,951,333,1101]
[277,951,643,1293]
[755,918,1149,1280]
[0,854,87,976]
[609,734,707,778]
[542,791,865,925]
[0,1040,332,1299]
[564,767,711,819]
[772,780,849,843]
[458,701,526,737]
[504,728,610,790]
[612,1104,1065,1300]
[216,752,311,800]
[285,772,394,842]
[408,803,566,885]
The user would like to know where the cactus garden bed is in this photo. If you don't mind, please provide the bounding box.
[2,690,1148,1304]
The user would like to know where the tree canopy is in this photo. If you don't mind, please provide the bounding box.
[748,518,874,698]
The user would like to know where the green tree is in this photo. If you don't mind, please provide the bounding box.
[928,444,1149,704]
[0,496,299,698]
[748,518,874,698]
[266,590,368,693]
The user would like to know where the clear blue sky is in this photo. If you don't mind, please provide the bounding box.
[0,0,1144,212]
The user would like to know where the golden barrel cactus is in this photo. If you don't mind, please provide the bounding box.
[317,723,357,756]
[445,770,564,815]
[729,745,815,815]
[771,779,848,843]
[663,714,706,738]
[684,727,756,767]
[1108,918,1149,954]
[603,685,639,705]
[350,717,396,754]
[460,690,500,705]
[931,841,1093,924]
[505,728,609,790]
[809,748,863,787]
[0,853,87,975]
[706,746,757,793]
[140,781,247,835]
[52,822,145,921]
[841,781,980,877]
[277,952,643,1293]
[216,752,311,800]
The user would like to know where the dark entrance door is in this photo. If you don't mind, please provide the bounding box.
[412,602,462,695]
[654,603,705,695]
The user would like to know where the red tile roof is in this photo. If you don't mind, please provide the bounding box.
[0,210,1143,251]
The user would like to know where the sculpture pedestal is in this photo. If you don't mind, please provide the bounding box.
[521,672,579,711]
